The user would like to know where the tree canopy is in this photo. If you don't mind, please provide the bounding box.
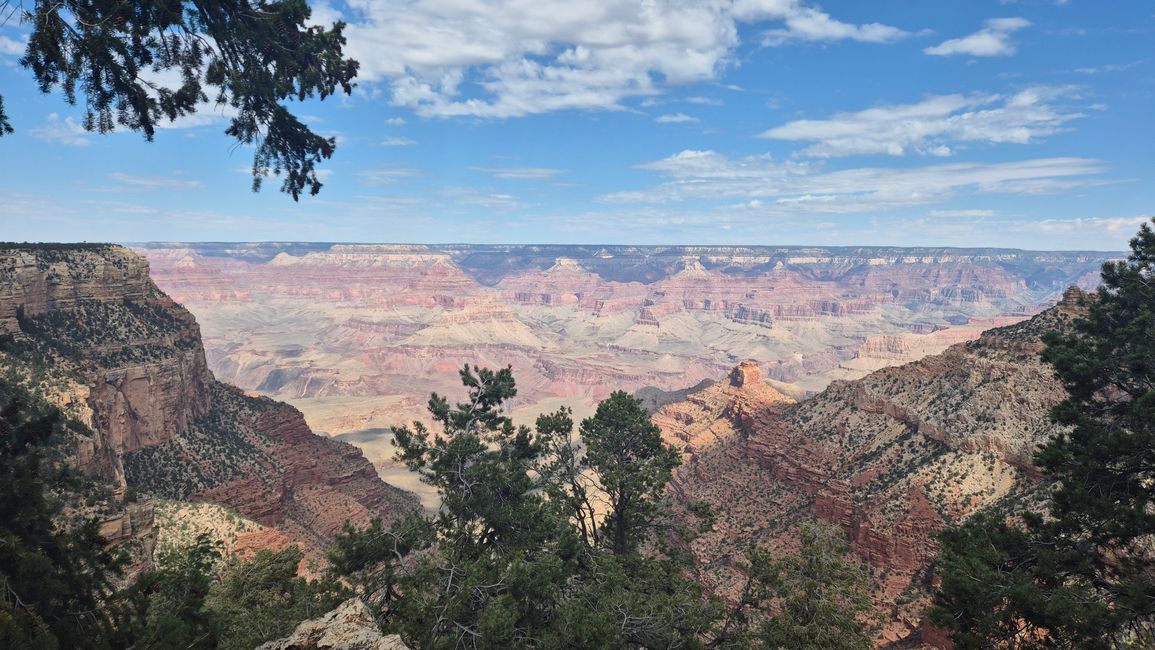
[330,366,880,649]
[932,216,1155,648]
[0,374,126,649]
[332,366,722,649]
[728,521,872,650]
[1,1,357,199]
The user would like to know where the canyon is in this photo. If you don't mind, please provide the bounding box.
[657,289,1085,645]
[137,243,1108,505]
[0,242,1104,645]
[0,245,419,564]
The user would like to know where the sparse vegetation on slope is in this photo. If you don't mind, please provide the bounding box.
[934,217,1155,649]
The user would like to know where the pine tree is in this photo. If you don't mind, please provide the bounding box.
[333,366,722,649]
[2,1,357,199]
[715,521,872,650]
[932,217,1155,648]
[0,376,126,649]
[579,391,682,556]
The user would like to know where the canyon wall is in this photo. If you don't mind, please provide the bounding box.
[659,290,1084,646]
[0,245,419,559]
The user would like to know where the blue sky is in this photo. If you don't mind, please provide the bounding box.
[0,0,1151,249]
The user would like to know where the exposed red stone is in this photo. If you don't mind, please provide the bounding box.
[663,303,1080,646]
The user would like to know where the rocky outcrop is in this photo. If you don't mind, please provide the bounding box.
[189,397,419,546]
[97,499,158,578]
[663,298,1083,646]
[0,246,212,459]
[0,245,152,332]
[257,599,409,650]
[0,244,419,561]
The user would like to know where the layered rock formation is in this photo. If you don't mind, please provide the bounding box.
[0,244,418,559]
[136,243,1109,504]
[661,292,1083,646]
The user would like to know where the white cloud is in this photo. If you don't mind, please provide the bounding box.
[758,6,912,46]
[601,149,1110,214]
[1032,216,1148,238]
[929,209,997,218]
[925,17,1030,57]
[0,34,24,56]
[356,168,424,186]
[1074,59,1149,75]
[381,136,417,146]
[759,87,1083,157]
[470,166,565,180]
[29,114,90,146]
[327,0,911,118]
[108,173,203,190]
[440,186,523,210]
[384,117,407,125]
[655,112,699,124]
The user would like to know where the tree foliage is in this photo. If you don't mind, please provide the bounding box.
[208,545,346,649]
[0,377,127,649]
[580,391,681,556]
[126,534,223,649]
[333,365,721,649]
[933,217,1155,648]
[715,521,872,650]
[3,0,357,199]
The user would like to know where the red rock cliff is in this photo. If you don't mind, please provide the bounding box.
[0,245,418,557]
[662,301,1080,646]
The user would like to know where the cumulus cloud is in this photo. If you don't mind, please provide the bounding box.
[759,87,1083,157]
[381,136,417,146]
[925,17,1030,57]
[323,0,911,118]
[756,6,912,46]
[601,149,1110,214]
[655,113,699,123]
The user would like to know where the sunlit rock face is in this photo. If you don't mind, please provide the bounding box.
[0,245,419,558]
[661,296,1083,646]
[137,242,1106,506]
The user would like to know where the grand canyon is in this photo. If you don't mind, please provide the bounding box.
[4,2,1149,648]
[0,239,1140,647]
[137,243,1108,505]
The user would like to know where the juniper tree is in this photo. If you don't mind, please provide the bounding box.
[0,376,126,649]
[579,391,682,557]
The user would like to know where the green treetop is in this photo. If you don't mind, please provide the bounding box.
[933,216,1155,648]
[2,1,357,199]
